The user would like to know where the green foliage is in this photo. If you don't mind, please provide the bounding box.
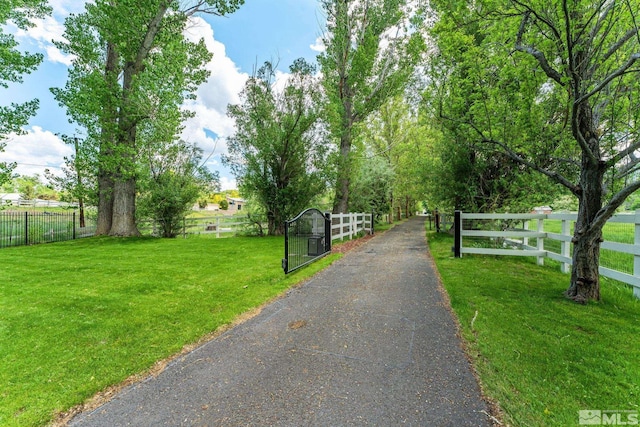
[0,0,51,185]
[0,235,338,426]
[318,0,428,212]
[51,0,241,236]
[3,174,58,201]
[45,136,97,207]
[219,199,229,210]
[428,0,640,300]
[137,141,219,238]
[349,153,394,214]
[225,59,330,235]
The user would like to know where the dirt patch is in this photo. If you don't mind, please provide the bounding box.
[332,232,376,253]
[288,319,307,329]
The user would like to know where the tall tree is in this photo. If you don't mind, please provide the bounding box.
[52,0,243,236]
[430,0,640,302]
[318,0,427,213]
[0,0,51,185]
[138,140,219,238]
[225,59,330,235]
[361,97,433,219]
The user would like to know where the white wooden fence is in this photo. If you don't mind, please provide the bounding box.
[330,212,374,241]
[454,211,640,299]
[147,212,374,240]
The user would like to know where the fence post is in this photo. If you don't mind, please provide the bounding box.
[25,211,28,246]
[537,217,544,266]
[561,218,570,273]
[350,213,355,239]
[324,212,332,252]
[370,210,375,235]
[453,210,462,258]
[634,210,640,299]
[523,220,529,247]
[73,211,76,240]
[282,219,289,273]
[216,217,221,238]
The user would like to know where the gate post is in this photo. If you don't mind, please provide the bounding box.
[282,219,290,273]
[453,210,462,258]
[324,212,332,252]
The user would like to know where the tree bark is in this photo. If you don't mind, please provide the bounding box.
[109,177,141,236]
[565,101,604,303]
[333,127,352,214]
[96,41,118,235]
[95,172,114,235]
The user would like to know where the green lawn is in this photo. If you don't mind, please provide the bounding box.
[428,231,640,426]
[0,235,340,427]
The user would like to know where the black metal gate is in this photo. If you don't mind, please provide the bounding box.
[282,208,331,274]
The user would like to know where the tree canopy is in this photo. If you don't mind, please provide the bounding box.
[428,0,640,302]
[225,59,330,235]
[319,0,428,213]
[0,0,51,185]
[52,0,243,236]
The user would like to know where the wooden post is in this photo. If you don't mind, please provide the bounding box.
[370,211,375,235]
[216,217,221,238]
[537,217,544,266]
[561,218,570,273]
[634,210,640,299]
[324,212,332,252]
[453,211,462,258]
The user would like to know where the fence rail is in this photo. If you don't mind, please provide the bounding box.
[0,211,96,248]
[330,212,374,241]
[138,215,256,238]
[283,211,374,274]
[453,210,640,299]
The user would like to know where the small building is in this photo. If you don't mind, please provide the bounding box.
[226,196,245,214]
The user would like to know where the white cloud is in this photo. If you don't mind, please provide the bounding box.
[219,176,237,191]
[14,14,75,65]
[182,16,249,157]
[0,127,73,177]
[3,10,248,189]
[310,36,326,53]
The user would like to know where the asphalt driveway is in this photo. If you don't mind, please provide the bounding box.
[69,216,492,426]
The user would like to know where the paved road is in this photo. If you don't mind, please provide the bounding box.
[69,217,492,426]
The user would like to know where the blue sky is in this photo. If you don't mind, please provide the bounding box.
[1,0,325,190]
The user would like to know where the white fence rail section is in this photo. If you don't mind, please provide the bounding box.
[454,211,640,299]
[330,212,374,241]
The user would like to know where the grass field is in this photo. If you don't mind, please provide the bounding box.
[0,235,340,426]
[428,231,640,426]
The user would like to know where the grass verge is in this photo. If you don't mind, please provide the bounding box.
[427,231,640,426]
[0,235,340,427]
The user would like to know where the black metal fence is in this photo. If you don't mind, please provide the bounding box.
[0,211,96,249]
[283,208,331,274]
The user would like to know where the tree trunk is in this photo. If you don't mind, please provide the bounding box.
[96,41,118,236]
[95,171,113,235]
[565,100,604,303]
[566,227,602,303]
[267,212,277,236]
[109,177,140,236]
[333,130,352,214]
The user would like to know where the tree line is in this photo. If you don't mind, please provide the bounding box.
[3,0,640,303]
